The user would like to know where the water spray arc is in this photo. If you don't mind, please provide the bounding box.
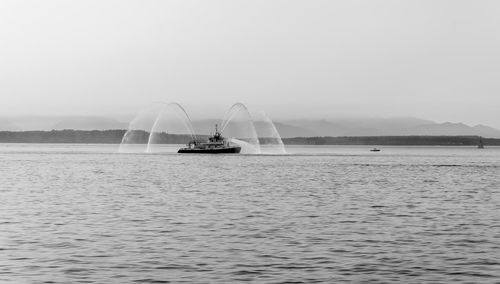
[146,102,197,153]
[220,103,261,154]
[119,102,166,153]
[253,111,286,154]
[119,102,285,154]
[119,102,196,153]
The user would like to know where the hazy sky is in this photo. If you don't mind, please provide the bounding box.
[1,0,499,126]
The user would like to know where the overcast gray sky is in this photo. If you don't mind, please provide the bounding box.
[1,0,499,127]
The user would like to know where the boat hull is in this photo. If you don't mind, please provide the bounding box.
[178,146,241,154]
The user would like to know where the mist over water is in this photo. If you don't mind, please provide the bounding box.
[1,144,499,283]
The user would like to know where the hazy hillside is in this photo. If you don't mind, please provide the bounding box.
[0,118,20,131]
[52,117,128,130]
[1,116,128,131]
[284,117,437,137]
[280,118,500,138]
[4,116,65,131]
[2,116,500,138]
[265,122,315,138]
[409,122,500,137]
[191,119,314,138]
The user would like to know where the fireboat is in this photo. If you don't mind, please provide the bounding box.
[178,124,241,154]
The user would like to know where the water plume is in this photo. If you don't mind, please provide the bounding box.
[119,102,196,153]
[146,103,196,153]
[253,111,286,154]
[229,138,260,154]
[120,102,286,155]
[220,103,261,154]
[119,103,166,153]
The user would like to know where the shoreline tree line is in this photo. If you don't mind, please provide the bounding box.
[0,130,498,146]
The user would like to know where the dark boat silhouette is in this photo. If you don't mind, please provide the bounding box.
[178,124,241,154]
[370,148,381,152]
[478,137,485,149]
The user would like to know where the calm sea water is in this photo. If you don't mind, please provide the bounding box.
[1,144,499,283]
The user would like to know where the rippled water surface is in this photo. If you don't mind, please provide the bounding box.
[1,144,500,283]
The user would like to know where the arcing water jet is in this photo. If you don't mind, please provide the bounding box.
[253,111,286,154]
[119,102,196,153]
[220,103,261,154]
[119,102,166,153]
[146,102,197,153]
[119,102,286,155]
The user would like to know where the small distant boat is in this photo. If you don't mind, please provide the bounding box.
[478,138,485,149]
[178,124,241,154]
[370,148,381,152]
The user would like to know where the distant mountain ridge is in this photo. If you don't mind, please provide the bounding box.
[277,118,500,138]
[1,116,128,131]
[1,116,500,138]
[52,117,128,131]
[0,118,20,131]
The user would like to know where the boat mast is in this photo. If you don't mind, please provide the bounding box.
[478,136,484,149]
